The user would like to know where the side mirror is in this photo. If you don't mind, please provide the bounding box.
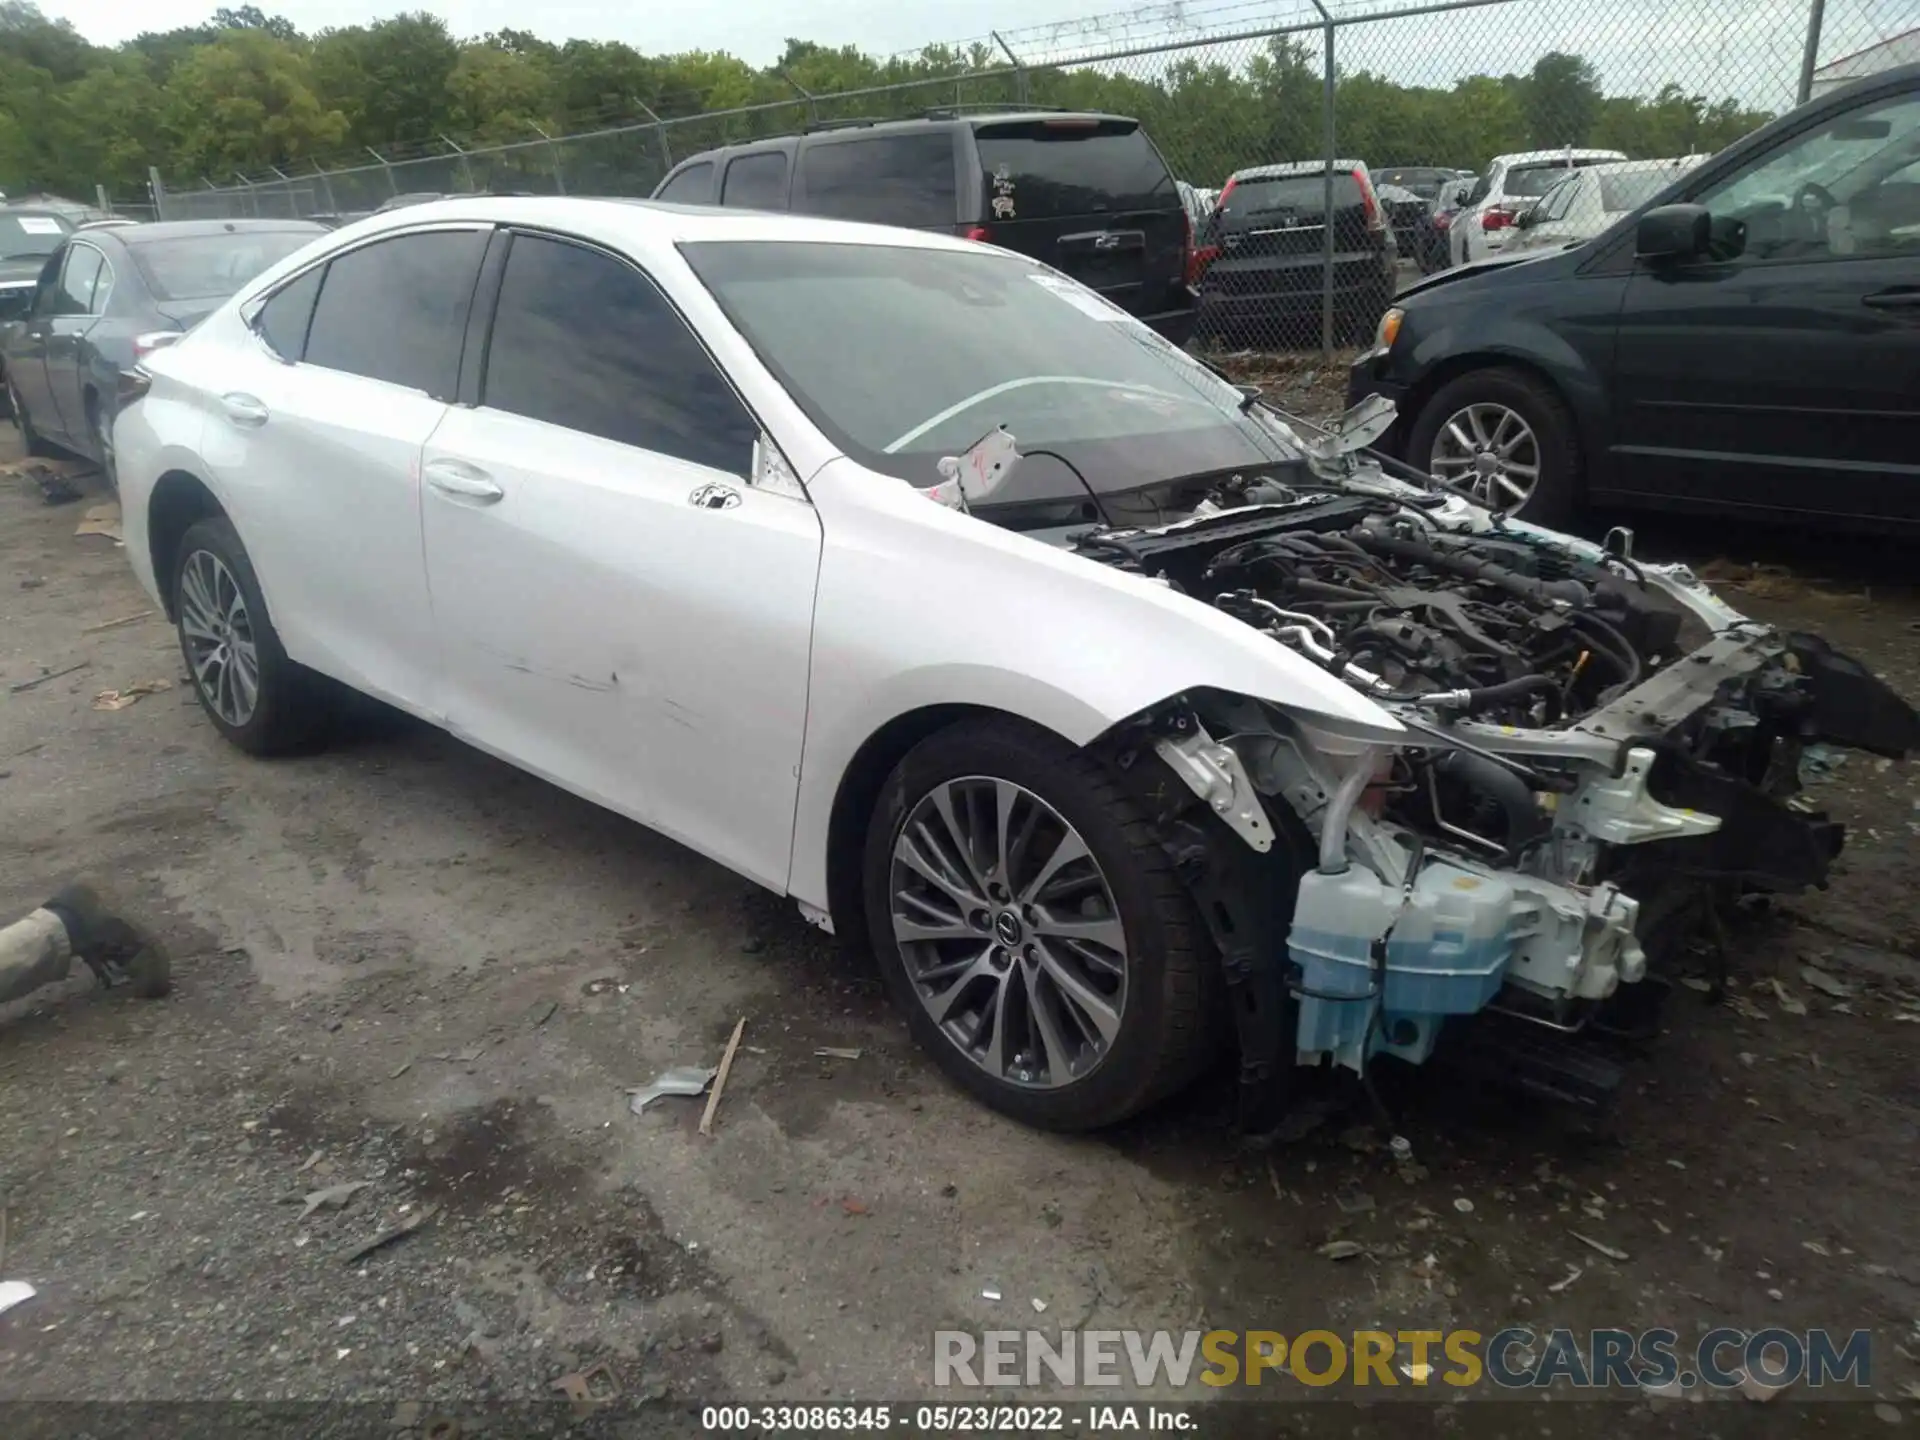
[1636,203,1712,262]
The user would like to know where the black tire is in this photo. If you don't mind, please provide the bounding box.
[862,716,1214,1131]
[6,374,58,458]
[1405,366,1581,528]
[173,516,328,755]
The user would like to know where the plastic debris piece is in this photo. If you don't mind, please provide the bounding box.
[1568,1231,1628,1261]
[1547,1265,1582,1293]
[1317,1240,1366,1261]
[342,1205,436,1265]
[1874,1403,1903,1425]
[1771,979,1807,1016]
[0,1281,35,1317]
[699,1017,747,1136]
[981,1287,1001,1301]
[298,1180,371,1221]
[92,678,172,711]
[1453,1197,1474,1214]
[1031,1298,1047,1314]
[814,1047,863,1060]
[1334,1189,1374,1216]
[627,1065,717,1116]
[1800,966,1852,999]
[74,501,123,542]
[296,1150,322,1173]
[841,1197,869,1216]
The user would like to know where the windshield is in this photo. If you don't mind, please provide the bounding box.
[0,211,72,261]
[131,230,321,301]
[681,240,1303,512]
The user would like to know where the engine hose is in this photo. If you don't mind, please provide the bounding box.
[1432,750,1550,855]
[1569,609,1643,692]
[1373,673,1561,716]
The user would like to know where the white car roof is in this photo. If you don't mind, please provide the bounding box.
[1493,149,1628,168]
[316,195,984,255]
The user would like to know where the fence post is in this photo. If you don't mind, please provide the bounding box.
[634,100,674,174]
[441,135,477,193]
[367,147,399,197]
[531,123,567,195]
[778,71,819,127]
[992,31,1029,104]
[311,159,338,216]
[148,167,168,220]
[232,174,258,218]
[268,165,295,218]
[1313,1,1336,358]
[1797,0,1827,104]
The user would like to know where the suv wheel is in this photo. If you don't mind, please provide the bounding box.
[863,717,1214,1130]
[1406,367,1580,527]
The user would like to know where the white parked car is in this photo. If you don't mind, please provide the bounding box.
[113,199,1909,1130]
[1504,156,1711,253]
[1449,148,1628,265]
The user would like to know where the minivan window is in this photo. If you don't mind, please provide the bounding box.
[254,266,324,362]
[304,229,486,398]
[1217,174,1362,225]
[483,233,755,475]
[975,119,1171,220]
[656,162,714,204]
[799,133,958,228]
[722,152,790,210]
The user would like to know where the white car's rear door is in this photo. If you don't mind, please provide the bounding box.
[420,229,822,891]
[204,225,491,717]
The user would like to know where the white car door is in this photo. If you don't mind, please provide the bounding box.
[420,229,822,892]
[204,225,491,716]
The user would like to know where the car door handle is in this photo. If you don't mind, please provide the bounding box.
[423,459,503,503]
[219,392,269,428]
[1863,288,1920,310]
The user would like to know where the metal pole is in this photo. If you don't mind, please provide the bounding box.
[94,183,111,216]
[1312,1,1336,358]
[992,31,1029,104]
[312,159,338,216]
[1797,0,1827,104]
[777,71,819,127]
[634,100,673,171]
[147,166,168,221]
[532,123,566,195]
[367,147,398,197]
[268,165,294,218]
[440,135,477,193]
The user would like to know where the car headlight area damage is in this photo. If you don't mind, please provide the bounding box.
[1074,466,1920,1122]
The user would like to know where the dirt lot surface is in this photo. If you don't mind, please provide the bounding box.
[2,424,1917,1436]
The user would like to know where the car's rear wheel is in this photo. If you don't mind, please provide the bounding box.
[6,375,57,457]
[86,393,116,490]
[173,516,326,755]
[1406,366,1580,527]
[862,716,1213,1131]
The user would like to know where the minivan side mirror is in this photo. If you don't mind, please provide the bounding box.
[1636,203,1711,262]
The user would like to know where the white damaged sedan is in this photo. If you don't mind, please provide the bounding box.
[114,199,1917,1130]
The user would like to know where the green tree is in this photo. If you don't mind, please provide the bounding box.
[163,29,347,175]
[311,12,459,149]
[1523,51,1603,147]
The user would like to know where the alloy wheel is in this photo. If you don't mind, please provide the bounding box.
[1429,401,1540,508]
[178,549,260,727]
[889,776,1129,1089]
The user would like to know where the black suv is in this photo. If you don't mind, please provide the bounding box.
[651,109,1198,344]
[1191,160,1398,350]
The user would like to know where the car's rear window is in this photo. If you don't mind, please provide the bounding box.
[133,231,320,301]
[0,211,72,259]
[1599,169,1676,212]
[1217,174,1363,226]
[974,119,1171,220]
[1504,159,1616,198]
[1377,168,1448,198]
[799,133,958,228]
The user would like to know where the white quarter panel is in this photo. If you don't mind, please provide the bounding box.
[785,458,1405,909]
[421,406,822,893]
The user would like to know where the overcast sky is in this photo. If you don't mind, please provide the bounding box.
[31,0,1902,111]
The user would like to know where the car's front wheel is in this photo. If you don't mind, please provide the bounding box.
[862,716,1213,1131]
[1405,366,1580,526]
[173,516,326,755]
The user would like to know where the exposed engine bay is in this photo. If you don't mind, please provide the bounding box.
[1041,439,1920,1117]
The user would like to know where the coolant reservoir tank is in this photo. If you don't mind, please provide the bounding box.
[1288,866,1399,1056]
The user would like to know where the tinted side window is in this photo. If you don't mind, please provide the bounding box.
[57,246,105,315]
[304,230,486,397]
[255,266,324,362]
[721,152,790,210]
[656,161,714,204]
[798,134,958,227]
[482,233,755,475]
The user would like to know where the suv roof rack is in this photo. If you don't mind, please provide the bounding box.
[922,103,1073,119]
[802,116,886,133]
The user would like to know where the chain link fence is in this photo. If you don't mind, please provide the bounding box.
[144,0,1914,352]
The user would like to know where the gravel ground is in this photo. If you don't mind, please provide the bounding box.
[2,425,1917,1435]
